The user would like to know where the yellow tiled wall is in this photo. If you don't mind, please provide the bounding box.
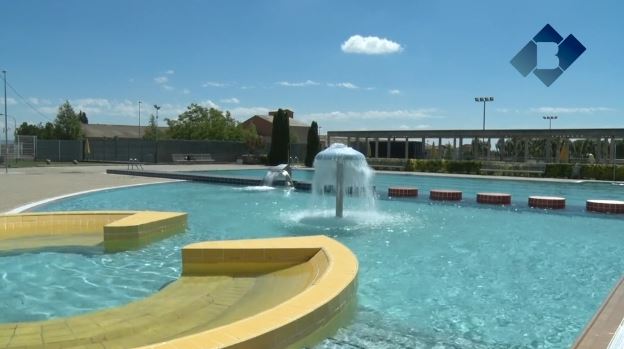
[0,211,133,239]
[0,211,187,252]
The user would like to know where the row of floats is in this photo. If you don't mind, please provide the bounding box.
[387,187,624,214]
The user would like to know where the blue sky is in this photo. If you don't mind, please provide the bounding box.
[1,0,622,134]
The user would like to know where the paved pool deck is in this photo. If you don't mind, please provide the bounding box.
[0,164,267,213]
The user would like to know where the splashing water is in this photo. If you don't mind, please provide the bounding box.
[310,143,376,218]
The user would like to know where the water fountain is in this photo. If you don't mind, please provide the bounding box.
[312,143,375,218]
[262,164,293,187]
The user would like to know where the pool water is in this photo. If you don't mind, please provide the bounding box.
[1,172,623,348]
[196,168,624,209]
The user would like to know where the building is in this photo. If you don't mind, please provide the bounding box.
[241,109,310,144]
[327,128,624,162]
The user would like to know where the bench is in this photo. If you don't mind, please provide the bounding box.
[172,153,215,164]
[127,158,144,170]
[479,168,544,176]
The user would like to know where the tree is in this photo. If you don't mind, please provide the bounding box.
[241,124,263,154]
[304,121,321,167]
[166,104,251,141]
[143,114,163,140]
[77,110,88,124]
[54,101,82,139]
[268,109,290,165]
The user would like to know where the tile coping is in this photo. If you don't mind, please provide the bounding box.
[0,235,358,349]
[0,211,187,252]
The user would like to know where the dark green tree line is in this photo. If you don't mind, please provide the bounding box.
[268,109,290,165]
[304,121,320,167]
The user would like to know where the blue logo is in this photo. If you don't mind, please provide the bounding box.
[511,24,586,86]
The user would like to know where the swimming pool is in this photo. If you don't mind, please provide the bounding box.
[2,171,623,348]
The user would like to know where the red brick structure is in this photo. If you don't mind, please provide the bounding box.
[388,187,418,197]
[241,109,310,144]
[476,193,512,205]
[528,196,566,209]
[429,189,462,201]
[586,200,624,214]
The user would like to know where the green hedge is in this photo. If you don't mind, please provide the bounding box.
[405,160,482,174]
[580,165,624,181]
[544,164,573,178]
[543,163,623,180]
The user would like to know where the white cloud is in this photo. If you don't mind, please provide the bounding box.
[277,80,319,87]
[199,100,220,109]
[162,84,174,91]
[38,106,58,114]
[398,124,429,129]
[328,82,358,89]
[302,108,438,121]
[0,97,18,105]
[240,85,254,90]
[221,97,240,104]
[165,69,175,75]
[182,88,191,95]
[73,98,112,108]
[27,97,52,106]
[341,35,403,55]
[159,103,186,118]
[228,106,270,121]
[529,107,615,114]
[202,81,227,87]
[154,76,168,84]
[389,89,401,95]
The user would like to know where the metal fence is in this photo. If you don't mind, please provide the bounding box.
[36,139,83,162]
[22,137,311,164]
[34,138,266,163]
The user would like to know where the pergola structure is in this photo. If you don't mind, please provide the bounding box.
[327,128,624,163]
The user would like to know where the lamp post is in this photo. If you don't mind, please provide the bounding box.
[3,70,7,174]
[543,115,558,130]
[1,114,16,138]
[1,114,17,163]
[153,104,161,141]
[474,96,494,130]
[138,101,142,138]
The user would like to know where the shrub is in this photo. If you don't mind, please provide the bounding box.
[544,164,573,178]
[579,164,624,180]
[404,160,481,174]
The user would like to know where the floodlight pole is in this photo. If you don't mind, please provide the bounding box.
[474,96,494,159]
[474,96,494,130]
[3,70,7,174]
[543,115,558,130]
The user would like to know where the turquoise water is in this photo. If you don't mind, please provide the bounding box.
[1,171,623,348]
[194,168,624,209]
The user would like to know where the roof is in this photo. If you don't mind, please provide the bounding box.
[250,115,310,128]
[327,128,624,139]
[82,124,169,138]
